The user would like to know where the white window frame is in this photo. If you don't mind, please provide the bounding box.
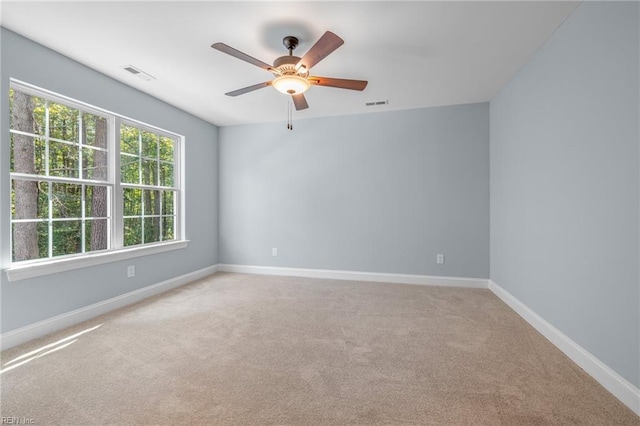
[5,79,187,282]
[116,118,182,248]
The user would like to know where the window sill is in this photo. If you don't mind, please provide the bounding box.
[4,240,189,282]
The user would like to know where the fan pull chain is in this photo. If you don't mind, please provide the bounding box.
[287,101,293,130]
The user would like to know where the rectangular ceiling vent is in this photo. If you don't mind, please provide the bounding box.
[122,65,156,82]
[366,100,389,106]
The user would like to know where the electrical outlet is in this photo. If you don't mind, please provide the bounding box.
[272,248,278,257]
[436,254,444,265]
[127,265,135,278]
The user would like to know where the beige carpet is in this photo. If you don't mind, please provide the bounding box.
[1,272,638,425]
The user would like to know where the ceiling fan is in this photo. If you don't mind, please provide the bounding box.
[211,31,368,111]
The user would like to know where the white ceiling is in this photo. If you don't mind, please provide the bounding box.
[0,1,578,127]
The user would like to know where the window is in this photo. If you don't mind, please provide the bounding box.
[8,81,183,271]
[120,124,177,246]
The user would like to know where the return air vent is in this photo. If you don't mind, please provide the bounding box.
[365,100,389,106]
[121,65,156,82]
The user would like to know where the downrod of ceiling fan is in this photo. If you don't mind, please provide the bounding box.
[282,36,299,55]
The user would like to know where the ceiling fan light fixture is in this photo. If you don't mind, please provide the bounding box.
[272,74,310,95]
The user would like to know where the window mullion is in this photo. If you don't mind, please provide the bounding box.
[81,184,86,253]
[177,136,184,241]
[45,100,50,177]
[47,182,53,258]
[157,135,163,242]
[141,192,145,245]
[45,101,53,258]
[111,117,123,249]
[79,110,83,180]
[138,129,144,244]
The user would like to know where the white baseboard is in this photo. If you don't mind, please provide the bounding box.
[218,264,488,289]
[488,280,640,416]
[0,264,219,351]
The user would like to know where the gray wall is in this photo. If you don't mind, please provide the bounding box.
[219,103,489,278]
[0,29,219,332]
[490,1,639,387]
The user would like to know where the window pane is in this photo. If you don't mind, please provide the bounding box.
[124,217,142,246]
[160,162,174,187]
[162,191,174,216]
[10,133,46,175]
[120,125,139,155]
[9,181,49,220]
[159,136,174,162]
[83,113,107,148]
[52,220,82,256]
[123,188,142,217]
[143,190,160,216]
[10,89,45,136]
[83,147,108,181]
[162,216,174,241]
[11,221,45,262]
[52,183,82,219]
[49,102,79,143]
[121,154,140,184]
[49,141,79,178]
[37,182,50,219]
[11,180,49,220]
[36,138,46,175]
[83,112,96,146]
[144,217,160,244]
[85,185,108,218]
[86,219,108,252]
[142,159,158,186]
[141,130,158,159]
[37,221,49,259]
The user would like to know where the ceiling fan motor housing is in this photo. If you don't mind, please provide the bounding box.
[273,55,304,75]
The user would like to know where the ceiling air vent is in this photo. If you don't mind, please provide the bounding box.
[122,65,156,82]
[366,100,388,106]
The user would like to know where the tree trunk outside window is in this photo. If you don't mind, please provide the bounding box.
[12,91,39,261]
[90,117,108,250]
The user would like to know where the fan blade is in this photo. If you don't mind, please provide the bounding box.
[309,76,368,91]
[212,42,273,71]
[225,81,271,97]
[292,93,309,110]
[295,31,344,71]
